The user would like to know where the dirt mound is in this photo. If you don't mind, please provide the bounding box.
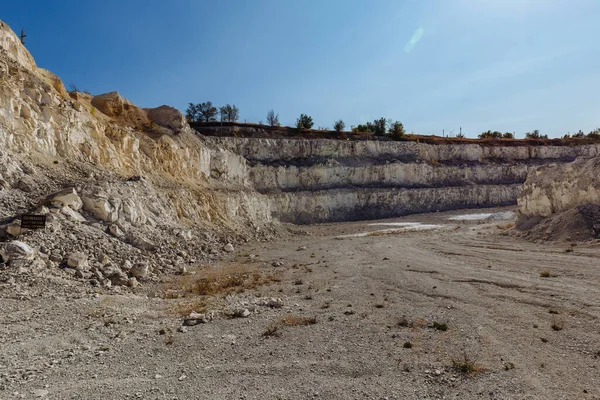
[516,204,600,241]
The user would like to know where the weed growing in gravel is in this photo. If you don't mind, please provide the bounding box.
[451,353,480,375]
[548,309,559,314]
[294,279,303,285]
[262,325,280,338]
[504,362,515,370]
[540,270,551,278]
[433,321,448,331]
[397,316,413,328]
[280,315,317,326]
[551,317,564,331]
[403,341,413,349]
[540,337,548,343]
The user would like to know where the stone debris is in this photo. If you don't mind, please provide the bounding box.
[223,243,234,253]
[183,312,213,326]
[66,252,88,270]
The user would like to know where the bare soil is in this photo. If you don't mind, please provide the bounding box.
[2,207,600,399]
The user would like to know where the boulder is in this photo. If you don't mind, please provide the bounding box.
[107,270,129,286]
[126,234,157,252]
[45,188,83,210]
[146,105,186,133]
[129,262,149,278]
[66,252,88,270]
[60,206,86,222]
[108,224,125,238]
[223,243,234,253]
[82,194,120,223]
[0,241,35,263]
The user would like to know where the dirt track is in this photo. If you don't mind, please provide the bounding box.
[2,207,599,399]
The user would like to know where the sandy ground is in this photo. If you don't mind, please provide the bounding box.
[1,207,599,399]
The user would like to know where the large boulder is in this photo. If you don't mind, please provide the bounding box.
[67,252,89,270]
[146,105,186,133]
[44,188,83,210]
[91,92,129,118]
[0,241,35,263]
[82,193,120,223]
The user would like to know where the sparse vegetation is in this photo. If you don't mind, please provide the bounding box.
[333,119,345,133]
[451,353,481,375]
[433,321,448,331]
[280,315,317,326]
[397,316,413,328]
[262,324,281,337]
[540,270,552,278]
[403,341,413,349]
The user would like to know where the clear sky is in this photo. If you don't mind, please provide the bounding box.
[3,0,600,137]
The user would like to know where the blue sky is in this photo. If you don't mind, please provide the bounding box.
[3,0,600,137]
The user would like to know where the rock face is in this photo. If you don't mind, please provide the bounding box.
[208,137,599,224]
[518,156,600,218]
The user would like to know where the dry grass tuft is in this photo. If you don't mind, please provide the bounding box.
[262,324,281,338]
[451,353,481,375]
[539,270,552,278]
[162,264,280,299]
[280,315,317,326]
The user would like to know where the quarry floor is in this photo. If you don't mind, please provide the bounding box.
[2,207,600,400]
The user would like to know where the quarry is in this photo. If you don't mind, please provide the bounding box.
[1,19,599,399]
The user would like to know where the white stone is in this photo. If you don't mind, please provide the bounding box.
[66,252,88,269]
[0,241,35,262]
[223,243,234,253]
[60,206,86,222]
[45,188,83,210]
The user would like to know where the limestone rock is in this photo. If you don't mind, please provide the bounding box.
[0,241,35,263]
[108,224,125,238]
[223,243,234,253]
[146,105,186,133]
[129,262,149,278]
[127,234,157,252]
[66,252,88,270]
[45,188,83,210]
[82,194,120,223]
[60,206,86,222]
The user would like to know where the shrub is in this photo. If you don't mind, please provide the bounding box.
[452,353,480,375]
[333,119,345,133]
[433,321,448,331]
[388,121,405,140]
[296,114,314,130]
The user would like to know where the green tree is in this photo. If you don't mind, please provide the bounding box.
[502,132,514,139]
[370,117,387,136]
[388,121,405,140]
[525,129,541,139]
[479,130,502,139]
[296,114,314,130]
[333,119,345,133]
[198,101,218,122]
[185,102,199,122]
[219,104,239,122]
